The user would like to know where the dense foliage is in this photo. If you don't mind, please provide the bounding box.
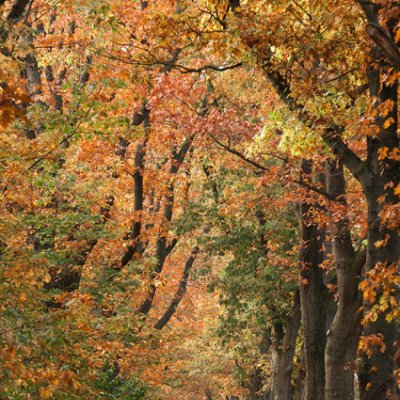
[1,1,400,400]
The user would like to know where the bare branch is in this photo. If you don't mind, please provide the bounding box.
[295,178,338,202]
[154,247,199,330]
[208,132,268,171]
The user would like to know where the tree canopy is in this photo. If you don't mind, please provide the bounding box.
[1,1,400,400]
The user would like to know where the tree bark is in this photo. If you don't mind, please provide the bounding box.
[298,160,328,400]
[358,60,400,400]
[293,348,305,400]
[136,135,194,316]
[154,247,199,330]
[270,291,301,400]
[120,104,150,268]
[256,38,400,400]
[7,0,30,21]
[324,159,364,400]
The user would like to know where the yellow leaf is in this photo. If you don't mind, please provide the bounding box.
[395,28,400,43]
[39,386,53,399]
[378,147,389,160]
[49,377,59,386]
[383,117,394,129]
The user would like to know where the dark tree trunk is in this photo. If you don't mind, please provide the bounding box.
[358,61,400,400]
[293,348,305,400]
[136,136,194,316]
[270,291,301,400]
[7,0,30,21]
[45,195,115,293]
[249,368,266,400]
[25,53,42,97]
[324,160,364,400]
[249,331,271,400]
[298,160,328,400]
[120,104,150,268]
[154,247,199,330]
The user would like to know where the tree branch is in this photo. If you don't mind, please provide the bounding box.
[321,127,373,189]
[136,136,195,316]
[295,178,338,202]
[203,164,219,201]
[366,23,400,70]
[208,132,268,171]
[7,0,30,21]
[166,238,178,256]
[154,247,199,330]
[120,109,151,268]
[260,64,373,189]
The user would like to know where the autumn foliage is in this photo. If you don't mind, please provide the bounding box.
[1,1,400,400]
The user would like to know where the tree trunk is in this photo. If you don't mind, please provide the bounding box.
[154,247,198,330]
[358,60,400,400]
[136,136,194,316]
[120,103,150,268]
[7,0,30,21]
[271,291,301,400]
[293,348,305,400]
[324,160,364,400]
[298,160,328,400]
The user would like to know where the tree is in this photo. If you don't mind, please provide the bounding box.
[2,1,400,399]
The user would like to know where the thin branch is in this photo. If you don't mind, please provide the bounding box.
[294,178,338,202]
[324,67,359,83]
[208,132,268,171]
[27,97,96,170]
[292,0,312,20]
[166,238,178,256]
[174,62,243,74]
